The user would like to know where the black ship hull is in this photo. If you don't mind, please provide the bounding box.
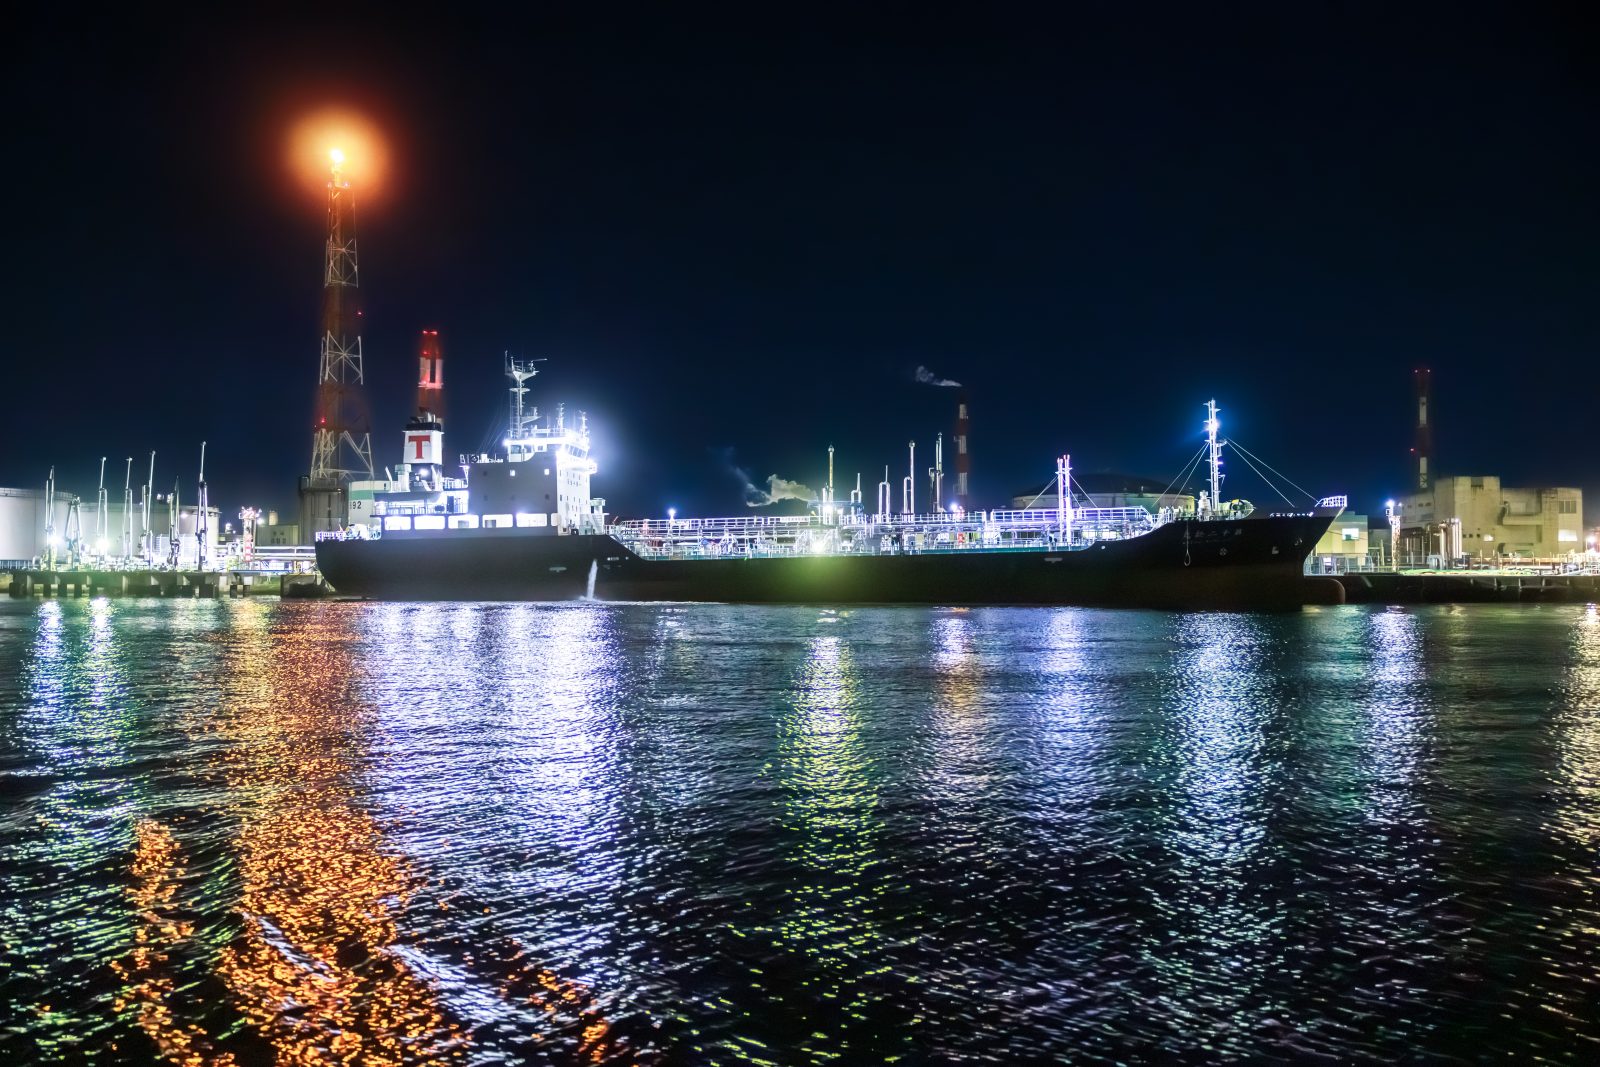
[315,512,1336,610]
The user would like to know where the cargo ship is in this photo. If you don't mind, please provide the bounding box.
[315,361,1341,609]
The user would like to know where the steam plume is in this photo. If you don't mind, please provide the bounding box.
[718,447,817,507]
[744,474,815,507]
[915,365,962,387]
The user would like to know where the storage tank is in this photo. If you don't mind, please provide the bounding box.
[0,488,75,567]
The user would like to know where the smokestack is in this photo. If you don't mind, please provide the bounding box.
[953,390,971,510]
[406,330,446,493]
[1414,368,1432,491]
[417,329,443,419]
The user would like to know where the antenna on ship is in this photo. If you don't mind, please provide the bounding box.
[505,353,546,442]
[1204,399,1224,519]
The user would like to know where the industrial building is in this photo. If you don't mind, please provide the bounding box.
[0,486,220,569]
[1396,478,1583,562]
[1395,369,1584,562]
[1310,513,1372,569]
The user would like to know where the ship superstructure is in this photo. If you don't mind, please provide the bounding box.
[345,354,605,538]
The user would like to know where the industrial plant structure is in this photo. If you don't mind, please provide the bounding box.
[0,486,220,570]
[1395,479,1583,562]
[1392,371,1584,562]
[300,147,373,536]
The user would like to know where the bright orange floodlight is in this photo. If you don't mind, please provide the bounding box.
[287,109,386,193]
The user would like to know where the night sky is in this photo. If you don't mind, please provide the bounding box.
[8,5,1596,523]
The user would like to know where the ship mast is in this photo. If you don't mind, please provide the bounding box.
[504,354,547,461]
[1056,454,1072,542]
[1205,399,1223,518]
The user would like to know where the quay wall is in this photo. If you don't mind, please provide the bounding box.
[1338,572,1600,604]
[6,568,1594,606]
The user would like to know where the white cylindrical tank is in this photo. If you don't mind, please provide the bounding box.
[0,488,77,565]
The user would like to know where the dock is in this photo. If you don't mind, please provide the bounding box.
[3,570,330,599]
[1336,571,1600,604]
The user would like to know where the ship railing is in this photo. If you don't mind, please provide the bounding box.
[610,506,1159,559]
[620,514,826,535]
[613,506,1155,535]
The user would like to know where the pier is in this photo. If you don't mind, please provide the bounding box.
[2,569,328,599]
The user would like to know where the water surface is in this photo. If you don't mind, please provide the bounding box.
[2,599,1598,1062]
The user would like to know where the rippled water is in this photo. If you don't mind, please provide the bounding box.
[2,599,1598,1063]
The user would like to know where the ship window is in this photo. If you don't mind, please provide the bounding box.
[1559,500,1577,514]
[1341,527,1360,540]
[1470,477,1484,488]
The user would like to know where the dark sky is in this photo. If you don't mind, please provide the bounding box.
[8,4,1596,522]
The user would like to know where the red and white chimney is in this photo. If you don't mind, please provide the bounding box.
[953,391,971,509]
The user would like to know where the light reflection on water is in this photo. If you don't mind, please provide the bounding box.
[3,600,1600,1063]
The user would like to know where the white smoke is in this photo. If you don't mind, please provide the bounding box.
[744,474,815,507]
[718,446,817,507]
[915,365,962,387]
